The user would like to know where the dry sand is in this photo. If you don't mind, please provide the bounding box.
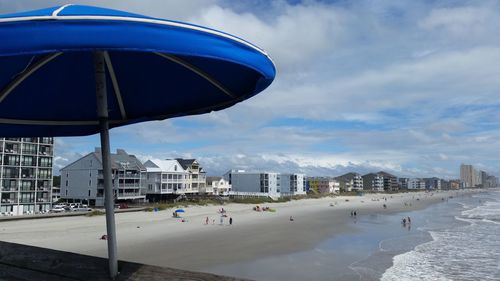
[0,190,473,271]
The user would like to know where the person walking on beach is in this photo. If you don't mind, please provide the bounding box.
[407,216,411,224]
[353,211,357,217]
[229,217,233,225]
[205,216,209,225]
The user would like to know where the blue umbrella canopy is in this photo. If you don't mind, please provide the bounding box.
[0,4,275,137]
[174,209,185,213]
[0,5,275,278]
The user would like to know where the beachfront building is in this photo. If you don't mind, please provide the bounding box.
[143,159,189,201]
[398,178,409,189]
[448,179,462,190]
[423,177,442,190]
[176,159,206,194]
[479,170,498,188]
[378,171,399,191]
[460,164,481,188]
[280,173,306,195]
[307,177,340,194]
[362,173,384,192]
[407,178,426,190]
[52,186,61,203]
[224,170,280,197]
[335,173,363,192]
[0,137,54,215]
[206,176,232,196]
[60,148,146,207]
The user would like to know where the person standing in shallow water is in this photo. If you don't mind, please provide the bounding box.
[229,217,233,225]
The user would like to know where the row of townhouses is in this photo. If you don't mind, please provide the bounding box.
[4,141,495,215]
[306,172,469,194]
[60,149,307,206]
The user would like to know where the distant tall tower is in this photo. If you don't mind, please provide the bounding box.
[460,164,477,187]
[0,138,54,215]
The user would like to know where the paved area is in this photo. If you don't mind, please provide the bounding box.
[0,241,249,281]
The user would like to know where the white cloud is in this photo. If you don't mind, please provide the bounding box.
[191,3,346,69]
[3,0,500,178]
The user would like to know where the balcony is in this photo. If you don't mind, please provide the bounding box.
[117,192,144,199]
[3,148,19,154]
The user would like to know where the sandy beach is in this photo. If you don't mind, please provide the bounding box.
[0,190,475,274]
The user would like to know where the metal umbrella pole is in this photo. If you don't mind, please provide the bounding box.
[94,51,119,279]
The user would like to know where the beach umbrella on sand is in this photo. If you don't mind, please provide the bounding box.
[0,5,275,279]
[174,209,185,213]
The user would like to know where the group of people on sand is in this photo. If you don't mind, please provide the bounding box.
[204,210,233,226]
[350,210,357,217]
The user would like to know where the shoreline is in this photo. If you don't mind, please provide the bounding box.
[0,190,481,276]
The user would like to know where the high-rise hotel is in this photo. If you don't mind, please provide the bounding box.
[0,138,54,215]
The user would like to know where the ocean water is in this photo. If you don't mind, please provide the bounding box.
[381,189,500,281]
[207,190,500,281]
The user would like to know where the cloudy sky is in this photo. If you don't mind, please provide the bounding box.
[2,0,499,178]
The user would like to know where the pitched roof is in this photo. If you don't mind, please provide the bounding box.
[206,176,222,184]
[175,158,196,170]
[92,148,145,171]
[378,171,397,178]
[144,159,186,173]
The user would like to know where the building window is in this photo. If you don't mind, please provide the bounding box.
[88,190,91,196]
[89,180,91,187]
[174,165,177,171]
[65,180,68,187]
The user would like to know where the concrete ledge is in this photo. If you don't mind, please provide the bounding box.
[0,241,249,281]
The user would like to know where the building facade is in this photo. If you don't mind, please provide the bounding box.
[0,137,54,215]
[398,178,409,189]
[224,170,306,197]
[143,159,189,201]
[206,177,232,196]
[378,171,399,191]
[176,159,206,194]
[460,164,481,188]
[224,170,280,197]
[362,173,384,191]
[335,173,363,192]
[423,177,442,190]
[307,177,340,194]
[280,173,306,195]
[407,178,426,190]
[60,148,145,206]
